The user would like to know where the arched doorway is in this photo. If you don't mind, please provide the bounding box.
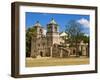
[73,49,76,55]
[40,51,43,57]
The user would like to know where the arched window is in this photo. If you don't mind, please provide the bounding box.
[38,44,40,47]
[42,43,45,46]
[40,29,43,33]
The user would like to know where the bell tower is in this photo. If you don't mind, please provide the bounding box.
[46,18,60,47]
[34,21,43,38]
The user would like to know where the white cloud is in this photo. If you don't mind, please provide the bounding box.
[84,34,89,37]
[77,18,90,28]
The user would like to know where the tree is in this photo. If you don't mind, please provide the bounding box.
[65,20,84,56]
[26,27,36,57]
[82,35,89,43]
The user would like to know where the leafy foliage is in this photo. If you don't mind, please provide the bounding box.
[26,27,36,57]
[82,35,89,43]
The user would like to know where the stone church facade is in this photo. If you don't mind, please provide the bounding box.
[31,18,89,58]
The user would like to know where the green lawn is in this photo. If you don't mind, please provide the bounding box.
[26,57,89,67]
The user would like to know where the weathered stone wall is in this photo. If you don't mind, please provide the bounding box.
[30,20,89,58]
[31,36,47,58]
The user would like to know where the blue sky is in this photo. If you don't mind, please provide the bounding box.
[26,12,90,36]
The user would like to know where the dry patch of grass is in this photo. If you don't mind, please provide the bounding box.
[26,57,89,67]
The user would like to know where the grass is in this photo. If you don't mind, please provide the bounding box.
[26,57,89,67]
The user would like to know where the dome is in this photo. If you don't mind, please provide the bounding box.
[49,18,57,24]
[60,32,68,37]
[34,21,41,27]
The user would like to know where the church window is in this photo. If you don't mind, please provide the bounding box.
[40,29,42,33]
[55,26,57,31]
[38,44,40,47]
[42,43,45,46]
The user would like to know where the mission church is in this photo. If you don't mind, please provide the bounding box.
[31,18,89,58]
